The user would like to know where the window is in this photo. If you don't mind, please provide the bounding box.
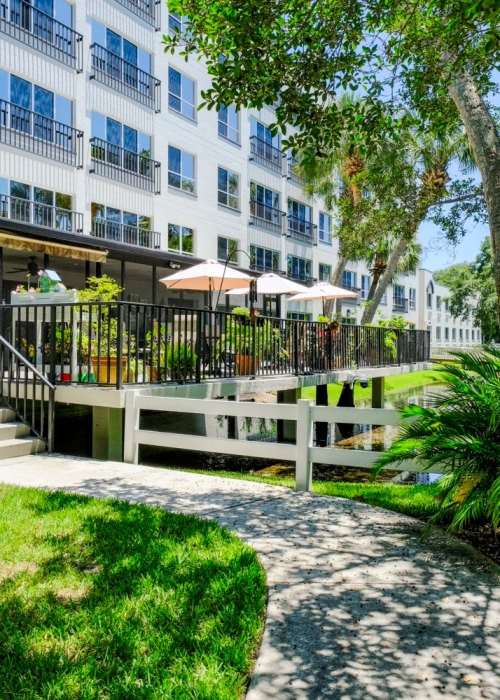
[168,12,189,37]
[218,167,240,210]
[5,180,73,231]
[319,263,331,282]
[250,245,280,272]
[168,223,193,255]
[218,105,239,144]
[251,118,280,149]
[459,328,463,342]
[361,274,370,300]
[436,295,441,311]
[452,328,456,341]
[168,146,196,193]
[409,287,416,310]
[319,212,332,244]
[435,326,441,341]
[91,113,151,156]
[287,312,312,321]
[218,236,238,263]
[393,284,406,307]
[444,299,449,312]
[445,327,449,341]
[287,255,312,281]
[168,67,196,120]
[471,329,475,342]
[465,329,469,341]
[91,203,154,246]
[342,270,357,290]
[427,281,434,309]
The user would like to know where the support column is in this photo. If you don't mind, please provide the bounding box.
[227,394,238,439]
[84,260,90,282]
[372,376,385,408]
[92,407,124,461]
[96,262,102,278]
[120,261,126,299]
[152,265,157,305]
[0,247,4,303]
[43,253,50,269]
[315,383,329,447]
[277,388,299,443]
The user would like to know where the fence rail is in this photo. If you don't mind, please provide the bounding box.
[0,301,430,388]
[124,396,423,489]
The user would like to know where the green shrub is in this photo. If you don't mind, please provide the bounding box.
[374,347,500,532]
[167,343,197,380]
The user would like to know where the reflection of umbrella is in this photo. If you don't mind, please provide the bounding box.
[160,259,253,308]
[226,273,308,296]
[289,282,358,315]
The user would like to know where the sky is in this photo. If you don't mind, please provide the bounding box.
[418,217,487,272]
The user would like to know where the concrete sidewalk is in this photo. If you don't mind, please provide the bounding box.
[0,454,499,699]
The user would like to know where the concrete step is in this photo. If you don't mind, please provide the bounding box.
[0,408,15,424]
[0,422,30,440]
[0,437,46,460]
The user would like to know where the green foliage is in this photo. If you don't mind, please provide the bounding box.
[222,312,286,359]
[375,348,500,532]
[232,306,251,318]
[317,315,330,323]
[434,238,499,342]
[373,317,408,360]
[78,275,122,303]
[0,485,266,698]
[167,343,197,380]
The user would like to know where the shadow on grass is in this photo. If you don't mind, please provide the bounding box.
[0,487,266,699]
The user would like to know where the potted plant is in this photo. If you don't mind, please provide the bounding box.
[78,275,127,385]
[222,307,286,376]
[145,320,167,382]
[167,343,197,382]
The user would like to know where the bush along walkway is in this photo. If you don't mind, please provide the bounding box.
[1,455,499,699]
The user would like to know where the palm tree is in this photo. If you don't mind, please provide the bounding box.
[374,347,500,532]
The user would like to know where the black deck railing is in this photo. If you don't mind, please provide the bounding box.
[112,0,160,29]
[0,333,54,451]
[249,200,285,234]
[0,0,83,71]
[0,302,431,389]
[249,136,283,174]
[90,44,161,112]
[287,215,317,244]
[0,194,83,234]
[91,219,161,250]
[90,137,161,193]
[0,98,83,167]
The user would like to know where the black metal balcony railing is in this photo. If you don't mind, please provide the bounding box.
[0,99,83,167]
[90,138,161,194]
[287,155,304,184]
[0,0,83,71]
[113,0,160,29]
[249,200,285,234]
[249,136,283,174]
[0,302,431,388]
[287,215,317,244]
[250,261,281,274]
[90,44,161,112]
[91,219,161,250]
[0,193,83,234]
[393,298,409,313]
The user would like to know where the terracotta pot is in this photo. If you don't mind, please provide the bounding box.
[92,356,128,385]
[235,354,259,376]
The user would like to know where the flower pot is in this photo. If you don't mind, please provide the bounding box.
[235,354,259,376]
[92,356,128,385]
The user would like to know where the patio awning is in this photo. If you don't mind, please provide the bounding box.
[0,230,108,263]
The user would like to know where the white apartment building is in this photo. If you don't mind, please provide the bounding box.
[0,0,480,347]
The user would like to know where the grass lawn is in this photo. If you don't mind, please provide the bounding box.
[0,486,266,699]
[301,368,440,404]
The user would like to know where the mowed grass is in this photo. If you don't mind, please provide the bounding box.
[0,486,266,699]
[166,468,442,522]
[301,369,440,403]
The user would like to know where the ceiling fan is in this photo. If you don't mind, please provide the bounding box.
[7,256,40,277]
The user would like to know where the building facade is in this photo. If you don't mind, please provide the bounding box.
[0,0,480,347]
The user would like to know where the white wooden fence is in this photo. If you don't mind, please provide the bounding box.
[124,396,421,490]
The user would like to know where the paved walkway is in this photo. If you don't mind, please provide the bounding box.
[1,455,499,699]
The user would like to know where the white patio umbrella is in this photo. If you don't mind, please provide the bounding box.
[289,282,358,316]
[160,259,253,308]
[226,272,308,296]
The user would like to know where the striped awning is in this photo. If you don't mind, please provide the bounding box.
[0,230,107,263]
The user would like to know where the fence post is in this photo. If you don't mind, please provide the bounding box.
[49,305,57,384]
[295,399,313,492]
[123,391,138,463]
[116,303,123,389]
[195,309,202,383]
[293,322,299,375]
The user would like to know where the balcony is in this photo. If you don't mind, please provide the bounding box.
[0,99,83,167]
[0,0,83,71]
[287,155,304,185]
[0,193,83,234]
[393,298,409,313]
[112,0,160,29]
[249,136,283,174]
[91,219,160,250]
[90,138,161,194]
[249,200,285,234]
[90,44,161,112]
[287,216,317,244]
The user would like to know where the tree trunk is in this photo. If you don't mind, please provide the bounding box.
[366,264,384,303]
[448,72,500,317]
[360,237,409,324]
[325,253,348,318]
